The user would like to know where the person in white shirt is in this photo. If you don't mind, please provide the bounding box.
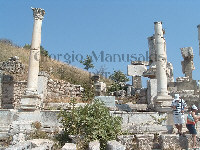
[171,94,187,135]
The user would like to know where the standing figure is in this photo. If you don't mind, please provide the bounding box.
[171,94,187,135]
[186,105,200,149]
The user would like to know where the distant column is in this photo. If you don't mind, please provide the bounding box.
[26,8,45,94]
[197,25,200,56]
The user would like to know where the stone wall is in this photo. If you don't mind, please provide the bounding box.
[2,78,26,109]
[1,77,83,109]
[46,79,82,102]
[0,56,25,74]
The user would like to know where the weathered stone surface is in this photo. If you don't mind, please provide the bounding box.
[180,47,195,79]
[159,134,193,150]
[116,103,147,112]
[117,135,136,150]
[46,79,82,101]
[0,56,25,74]
[111,111,166,125]
[89,140,100,150]
[30,139,54,150]
[126,86,132,96]
[38,71,49,100]
[122,124,168,134]
[106,140,126,150]
[20,94,42,110]
[95,96,115,107]
[115,90,126,98]
[148,36,156,66]
[131,61,149,66]
[132,76,142,89]
[62,143,77,150]
[1,77,83,109]
[5,141,32,150]
[94,81,106,96]
[127,65,147,76]
[147,79,157,109]
[181,47,193,58]
[29,139,54,147]
[135,134,154,150]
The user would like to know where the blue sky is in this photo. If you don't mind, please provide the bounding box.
[1,0,200,85]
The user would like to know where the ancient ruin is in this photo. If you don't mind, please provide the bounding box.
[20,8,46,110]
[1,7,200,150]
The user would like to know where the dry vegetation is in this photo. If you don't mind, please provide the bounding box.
[0,41,111,86]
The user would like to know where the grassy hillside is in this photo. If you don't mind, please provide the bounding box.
[0,40,111,86]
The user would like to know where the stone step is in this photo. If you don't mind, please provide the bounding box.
[0,132,9,140]
[0,126,10,132]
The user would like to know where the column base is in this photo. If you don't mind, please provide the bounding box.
[25,89,38,95]
[154,95,173,112]
[20,94,42,110]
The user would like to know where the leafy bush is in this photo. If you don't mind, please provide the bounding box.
[109,70,129,84]
[108,70,129,92]
[58,99,122,149]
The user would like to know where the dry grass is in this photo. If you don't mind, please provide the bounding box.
[0,42,112,86]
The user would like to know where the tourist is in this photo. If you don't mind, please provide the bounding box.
[171,94,187,135]
[186,105,200,148]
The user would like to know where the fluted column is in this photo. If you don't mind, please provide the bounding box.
[26,8,45,94]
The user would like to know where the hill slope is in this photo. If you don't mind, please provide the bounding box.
[0,41,110,86]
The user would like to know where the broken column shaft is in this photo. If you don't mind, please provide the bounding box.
[154,22,172,112]
[27,8,45,94]
[155,22,168,96]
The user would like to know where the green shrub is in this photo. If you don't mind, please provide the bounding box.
[58,99,122,149]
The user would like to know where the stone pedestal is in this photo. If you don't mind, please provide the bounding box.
[20,94,42,110]
[154,95,172,112]
[38,71,49,100]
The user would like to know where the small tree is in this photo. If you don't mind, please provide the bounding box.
[109,70,129,84]
[58,99,122,149]
[108,70,129,92]
[80,55,94,71]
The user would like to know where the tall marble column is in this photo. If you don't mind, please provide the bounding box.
[154,22,172,112]
[20,8,45,110]
[26,7,45,94]
[197,25,200,56]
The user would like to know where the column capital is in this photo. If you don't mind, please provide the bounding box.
[31,7,45,20]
